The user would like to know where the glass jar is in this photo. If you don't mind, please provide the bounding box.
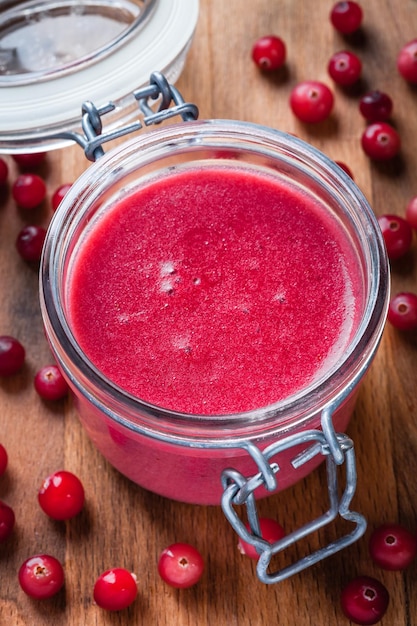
[40,118,389,582]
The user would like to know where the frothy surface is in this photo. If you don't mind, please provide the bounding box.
[68,166,362,414]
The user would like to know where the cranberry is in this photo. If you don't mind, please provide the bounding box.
[289,80,334,123]
[38,470,85,520]
[18,554,64,599]
[237,517,286,559]
[0,443,8,476]
[359,90,393,122]
[15,225,47,262]
[51,183,72,212]
[328,50,362,86]
[369,523,417,570]
[378,214,413,260]
[361,122,401,160]
[34,365,69,401]
[158,542,204,588]
[335,161,354,179]
[397,39,417,84]
[12,152,46,169]
[93,568,138,611]
[12,173,47,209]
[0,157,8,184]
[251,35,286,71]
[387,292,417,330]
[330,1,363,34]
[341,576,389,625]
[0,500,15,542]
[405,196,417,230]
[0,335,25,376]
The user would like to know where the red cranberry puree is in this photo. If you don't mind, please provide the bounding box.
[68,166,362,415]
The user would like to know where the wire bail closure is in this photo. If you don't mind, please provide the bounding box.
[46,71,199,161]
[221,380,367,584]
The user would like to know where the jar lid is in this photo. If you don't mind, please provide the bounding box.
[0,0,199,152]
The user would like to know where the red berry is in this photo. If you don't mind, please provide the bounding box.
[158,542,204,588]
[397,39,417,84]
[369,523,417,571]
[34,365,69,401]
[12,152,46,169]
[330,1,363,34]
[378,214,413,260]
[361,122,400,160]
[12,173,47,209]
[335,161,354,179]
[18,554,64,599]
[93,568,138,611]
[388,292,417,330]
[251,35,286,71]
[341,576,389,625]
[359,90,393,122]
[0,500,15,542]
[0,443,8,476]
[237,517,285,559]
[51,183,72,212]
[405,196,417,230]
[0,335,25,376]
[38,470,85,520]
[0,157,8,184]
[328,50,362,86]
[16,225,47,262]
[289,80,334,123]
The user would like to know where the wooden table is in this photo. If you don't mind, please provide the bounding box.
[1,0,417,624]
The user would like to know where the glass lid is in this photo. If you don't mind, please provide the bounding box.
[0,0,199,152]
[0,0,158,86]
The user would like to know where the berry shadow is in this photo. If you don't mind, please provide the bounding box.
[389,251,415,279]
[0,469,14,499]
[16,200,49,226]
[38,395,71,417]
[13,156,53,181]
[404,82,417,97]
[0,183,10,207]
[0,363,31,396]
[370,152,407,179]
[259,64,290,88]
[26,585,67,617]
[15,257,43,277]
[300,114,340,140]
[336,76,370,100]
[336,27,368,51]
[388,324,417,351]
[48,502,93,541]
[37,159,53,181]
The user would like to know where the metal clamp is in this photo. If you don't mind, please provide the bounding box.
[221,408,366,584]
[48,71,199,161]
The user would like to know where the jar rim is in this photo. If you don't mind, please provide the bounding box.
[40,119,389,443]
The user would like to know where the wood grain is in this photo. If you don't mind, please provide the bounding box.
[1,1,417,624]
